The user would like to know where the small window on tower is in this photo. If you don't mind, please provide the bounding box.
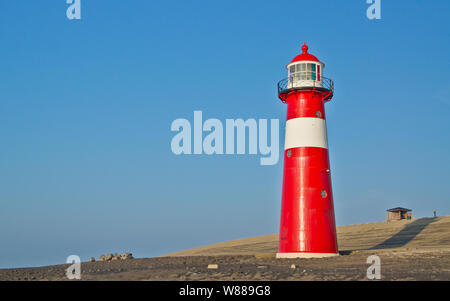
[317,65,321,81]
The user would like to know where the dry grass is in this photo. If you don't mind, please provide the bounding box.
[164,216,450,256]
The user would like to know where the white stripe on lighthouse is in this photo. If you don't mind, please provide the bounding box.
[284,117,328,150]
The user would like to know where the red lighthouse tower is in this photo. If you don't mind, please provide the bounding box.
[276,44,338,258]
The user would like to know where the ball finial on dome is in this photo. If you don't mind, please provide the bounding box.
[301,43,309,53]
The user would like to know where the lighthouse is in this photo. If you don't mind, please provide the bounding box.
[276,44,338,258]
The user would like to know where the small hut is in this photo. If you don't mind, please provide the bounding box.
[386,207,412,221]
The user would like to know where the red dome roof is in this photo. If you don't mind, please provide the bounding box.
[289,44,320,63]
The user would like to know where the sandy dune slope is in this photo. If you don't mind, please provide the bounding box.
[164,216,450,256]
[1,216,449,281]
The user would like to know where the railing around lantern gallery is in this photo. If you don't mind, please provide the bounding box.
[277,73,334,103]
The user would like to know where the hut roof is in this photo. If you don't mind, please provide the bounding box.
[386,207,412,212]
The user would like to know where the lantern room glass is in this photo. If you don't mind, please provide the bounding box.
[289,63,320,82]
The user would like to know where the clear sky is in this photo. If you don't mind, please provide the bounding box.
[0,1,449,268]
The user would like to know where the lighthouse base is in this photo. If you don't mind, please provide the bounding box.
[276,252,339,259]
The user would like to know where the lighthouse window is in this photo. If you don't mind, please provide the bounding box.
[289,65,295,74]
[311,64,317,81]
[299,64,306,80]
[289,63,319,81]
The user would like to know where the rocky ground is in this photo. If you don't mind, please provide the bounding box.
[0,248,449,281]
[1,217,449,281]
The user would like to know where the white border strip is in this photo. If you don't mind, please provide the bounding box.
[276,252,339,259]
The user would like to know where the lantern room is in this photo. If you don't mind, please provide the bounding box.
[278,43,334,103]
[286,44,324,89]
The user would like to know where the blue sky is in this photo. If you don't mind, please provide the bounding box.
[0,0,449,268]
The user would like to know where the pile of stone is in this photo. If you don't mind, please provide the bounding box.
[92,252,134,262]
